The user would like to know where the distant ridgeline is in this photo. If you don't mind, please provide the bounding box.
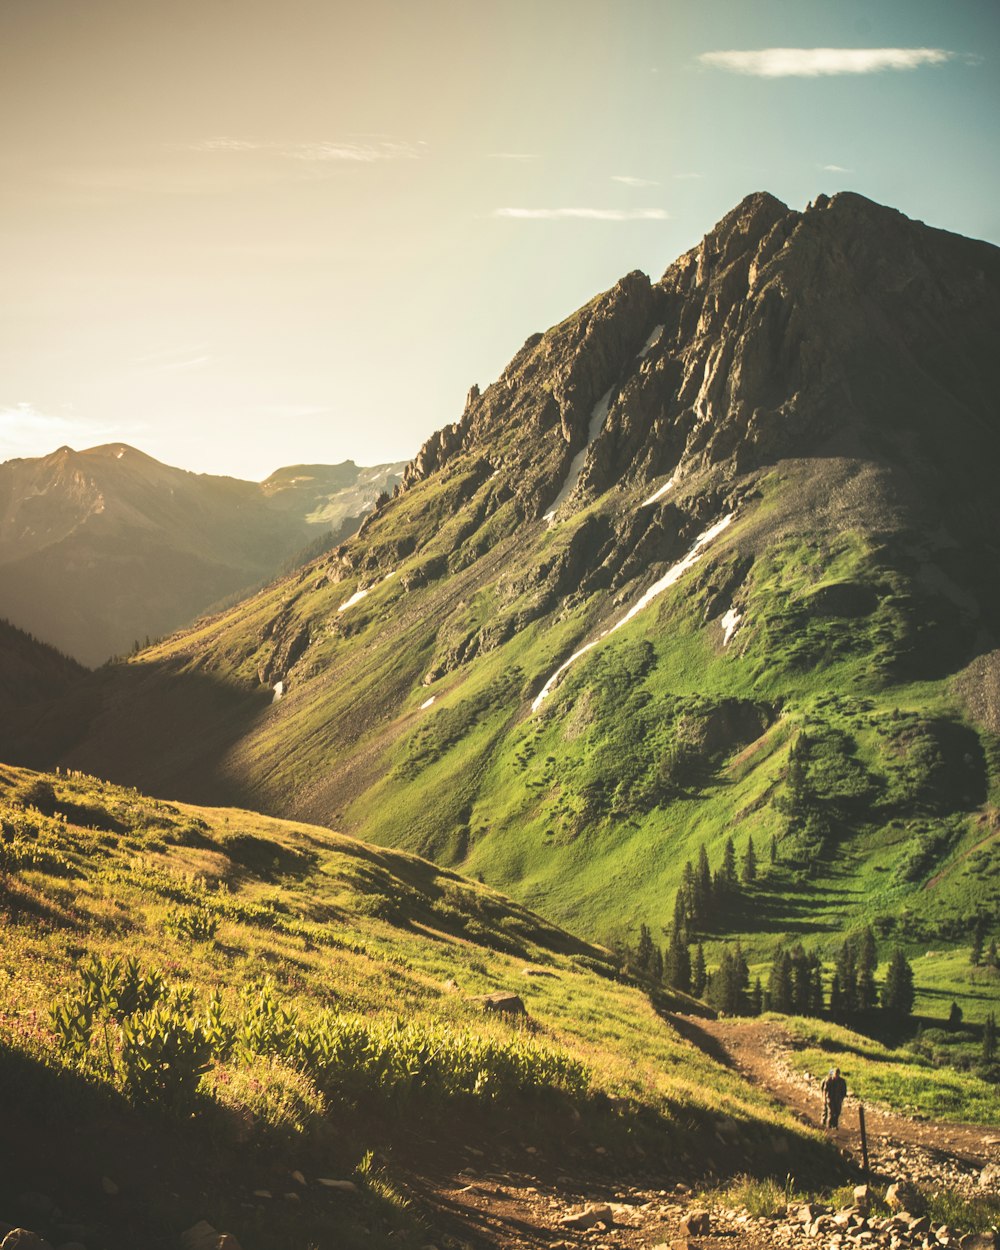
[0,446,405,664]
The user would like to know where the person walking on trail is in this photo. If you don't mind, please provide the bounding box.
[821,1067,848,1128]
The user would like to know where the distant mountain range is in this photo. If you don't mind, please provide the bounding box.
[8,191,1000,959]
[0,444,405,664]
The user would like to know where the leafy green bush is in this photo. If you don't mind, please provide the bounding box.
[163,905,219,942]
[51,956,213,1107]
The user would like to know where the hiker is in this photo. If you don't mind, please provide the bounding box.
[821,1066,848,1128]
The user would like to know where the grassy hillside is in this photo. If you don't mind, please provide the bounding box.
[1,763,848,1249]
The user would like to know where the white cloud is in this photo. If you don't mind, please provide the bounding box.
[285,140,425,162]
[820,163,852,173]
[184,137,426,162]
[611,175,660,188]
[0,404,120,461]
[494,207,669,221]
[698,47,957,77]
[188,137,261,152]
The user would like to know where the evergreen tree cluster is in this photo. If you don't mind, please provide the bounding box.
[767,943,823,1015]
[829,927,880,1015]
[672,835,760,936]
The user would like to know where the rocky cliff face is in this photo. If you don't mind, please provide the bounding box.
[30,192,1000,946]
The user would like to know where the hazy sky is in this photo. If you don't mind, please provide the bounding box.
[1,0,997,479]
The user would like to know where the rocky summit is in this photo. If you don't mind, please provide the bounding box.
[14,191,1000,952]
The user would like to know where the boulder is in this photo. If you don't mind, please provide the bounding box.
[180,1222,220,1250]
[853,1184,871,1212]
[679,1210,711,1236]
[477,992,527,1016]
[980,1164,1000,1192]
[886,1182,925,1214]
[1,1234,53,1250]
[959,1234,999,1250]
[558,1203,613,1230]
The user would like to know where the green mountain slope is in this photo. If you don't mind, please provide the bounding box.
[28,192,1000,965]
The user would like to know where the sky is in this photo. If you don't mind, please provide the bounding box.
[1,0,997,480]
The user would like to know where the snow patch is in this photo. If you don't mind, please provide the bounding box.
[338,587,369,612]
[272,680,284,704]
[531,513,735,713]
[641,476,675,507]
[543,388,613,522]
[338,570,395,613]
[637,324,664,359]
[721,607,742,646]
[420,696,436,710]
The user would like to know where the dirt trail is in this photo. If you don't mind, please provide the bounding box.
[670,1014,999,1167]
[411,1016,998,1249]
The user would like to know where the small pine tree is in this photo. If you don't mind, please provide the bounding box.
[971,919,985,967]
[696,845,712,925]
[829,972,844,1016]
[749,975,764,1016]
[742,836,757,885]
[691,943,707,997]
[721,837,738,890]
[769,833,778,866]
[665,929,691,994]
[989,938,999,968]
[768,946,793,1014]
[856,927,879,1012]
[947,1001,963,1029]
[984,1012,997,1062]
[636,924,656,980]
[882,948,915,1019]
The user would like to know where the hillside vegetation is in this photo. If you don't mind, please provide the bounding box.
[1,763,844,1249]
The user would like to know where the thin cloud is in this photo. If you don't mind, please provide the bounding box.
[285,140,425,162]
[611,175,660,188]
[494,207,669,221]
[698,47,958,77]
[820,163,852,173]
[187,137,261,152]
[184,137,425,162]
[0,404,120,460]
[147,354,212,374]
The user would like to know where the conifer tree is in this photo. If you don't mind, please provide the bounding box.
[721,837,738,890]
[808,954,824,1015]
[696,844,712,922]
[769,833,778,865]
[971,919,985,966]
[749,976,764,1016]
[882,948,915,1019]
[989,938,999,968]
[691,943,707,997]
[829,972,844,1016]
[768,946,793,1014]
[636,924,656,980]
[835,938,859,1014]
[857,927,879,1012]
[984,1012,997,1063]
[742,836,757,884]
[665,928,691,994]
